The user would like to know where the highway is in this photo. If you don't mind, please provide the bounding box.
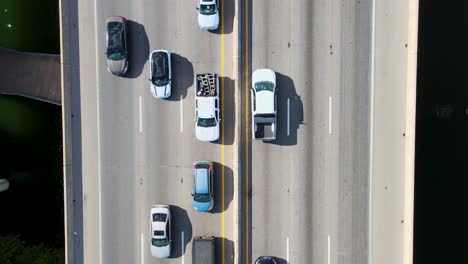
[70,0,418,263]
[77,0,236,263]
[240,0,372,263]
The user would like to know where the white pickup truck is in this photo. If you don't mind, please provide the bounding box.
[251,69,277,141]
[194,73,220,142]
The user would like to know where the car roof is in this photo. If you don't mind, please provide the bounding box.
[152,52,168,78]
[195,168,209,194]
[197,97,216,118]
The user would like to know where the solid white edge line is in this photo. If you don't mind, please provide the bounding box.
[141,233,144,264]
[286,237,290,263]
[328,235,331,264]
[93,0,102,263]
[180,94,183,132]
[368,0,376,263]
[139,96,143,133]
[328,96,332,134]
[287,98,290,136]
[181,231,185,264]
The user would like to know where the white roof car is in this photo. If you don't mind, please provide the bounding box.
[252,68,276,113]
[149,50,172,99]
[197,0,220,30]
[150,205,171,258]
[195,96,220,141]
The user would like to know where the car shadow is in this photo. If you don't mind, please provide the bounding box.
[215,237,235,264]
[123,20,149,79]
[274,257,288,264]
[212,76,235,145]
[169,205,192,258]
[167,53,194,101]
[210,0,235,35]
[265,72,304,146]
[211,162,234,213]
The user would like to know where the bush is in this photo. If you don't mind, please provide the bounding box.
[0,235,64,264]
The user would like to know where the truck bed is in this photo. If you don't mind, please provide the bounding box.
[192,236,215,264]
[254,115,275,139]
[196,73,217,97]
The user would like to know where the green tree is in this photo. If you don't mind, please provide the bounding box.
[0,235,64,264]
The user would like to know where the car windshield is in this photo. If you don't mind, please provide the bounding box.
[152,238,169,247]
[151,52,169,86]
[197,117,217,127]
[107,22,125,60]
[194,193,211,203]
[255,82,274,92]
[200,4,217,15]
[152,213,167,222]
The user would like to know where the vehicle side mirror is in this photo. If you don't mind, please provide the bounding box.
[196,7,199,10]
[148,79,152,81]
[191,193,194,196]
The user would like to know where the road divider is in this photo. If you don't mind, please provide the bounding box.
[180,94,183,132]
[328,96,332,134]
[139,96,143,133]
[181,231,185,264]
[287,98,290,136]
[140,233,144,264]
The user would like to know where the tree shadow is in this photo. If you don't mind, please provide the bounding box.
[123,20,149,79]
[212,76,235,145]
[210,0,235,35]
[215,237,235,264]
[266,72,304,146]
[169,205,193,258]
[211,162,233,213]
[167,53,194,101]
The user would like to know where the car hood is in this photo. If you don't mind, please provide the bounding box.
[151,83,171,99]
[198,13,219,30]
[192,200,213,212]
[151,244,170,258]
[196,125,220,142]
[107,58,127,75]
[252,69,276,86]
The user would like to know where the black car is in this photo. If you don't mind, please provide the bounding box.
[255,256,277,264]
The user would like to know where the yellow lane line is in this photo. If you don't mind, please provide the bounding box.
[220,0,226,263]
[244,0,250,263]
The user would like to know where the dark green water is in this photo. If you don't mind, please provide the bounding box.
[414,0,468,263]
[0,0,60,53]
[0,95,63,247]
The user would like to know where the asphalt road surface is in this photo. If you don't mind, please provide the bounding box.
[239,0,372,263]
[77,0,236,263]
[74,0,416,263]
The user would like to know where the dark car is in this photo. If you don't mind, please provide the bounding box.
[149,50,172,98]
[255,256,277,264]
[105,16,128,75]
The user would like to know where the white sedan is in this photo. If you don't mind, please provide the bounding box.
[197,0,219,30]
[150,205,171,258]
